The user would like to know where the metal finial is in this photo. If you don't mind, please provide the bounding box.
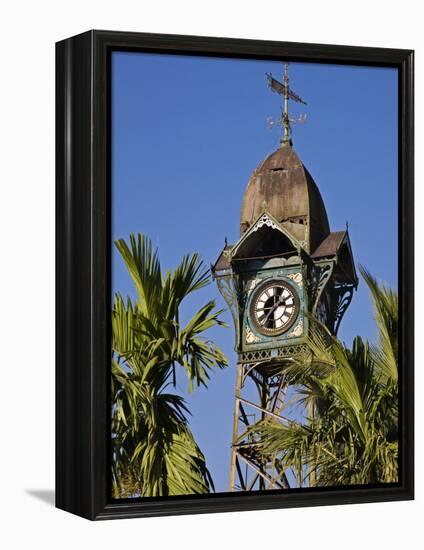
[282,64,291,146]
[266,63,307,147]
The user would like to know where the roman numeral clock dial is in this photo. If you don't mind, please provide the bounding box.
[249,280,299,336]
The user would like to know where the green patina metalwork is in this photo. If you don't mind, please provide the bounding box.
[211,67,358,492]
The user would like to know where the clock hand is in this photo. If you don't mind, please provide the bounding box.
[262,295,286,324]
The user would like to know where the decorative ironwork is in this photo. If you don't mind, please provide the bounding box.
[238,344,308,364]
[287,318,303,338]
[251,213,279,232]
[287,271,303,288]
[308,261,334,315]
[333,284,355,335]
[216,274,240,340]
[266,64,307,146]
[245,277,261,293]
[239,349,273,363]
[245,325,260,344]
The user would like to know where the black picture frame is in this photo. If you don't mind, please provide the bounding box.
[55,30,414,520]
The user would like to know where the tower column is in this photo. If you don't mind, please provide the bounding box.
[228,359,292,492]
[229,362,243,491]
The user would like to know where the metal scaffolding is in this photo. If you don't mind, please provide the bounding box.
[229,361,292,491]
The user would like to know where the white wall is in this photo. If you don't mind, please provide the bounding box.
[0,1,421,548]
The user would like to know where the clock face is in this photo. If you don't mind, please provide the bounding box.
[249,279,299,336]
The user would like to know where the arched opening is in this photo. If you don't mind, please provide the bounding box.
[233,225,297,261]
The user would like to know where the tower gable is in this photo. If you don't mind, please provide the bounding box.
[230,211,301,263]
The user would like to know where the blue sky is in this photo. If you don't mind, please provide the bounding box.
[111,52,398,493]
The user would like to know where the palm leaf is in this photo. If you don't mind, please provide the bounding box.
[250,271,398,487]
[111,233,228,496]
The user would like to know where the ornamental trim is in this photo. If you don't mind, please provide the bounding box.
[288,319,303,338]
[252,213,279,232]
[287,272,303,288]
[246,278,261,293]
[245,326,261,344]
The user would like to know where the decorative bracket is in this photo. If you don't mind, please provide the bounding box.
[333,284,355,335]
[216,273,241,344]
[309,261,334,315]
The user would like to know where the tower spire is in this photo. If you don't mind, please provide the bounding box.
[266,63,307,147]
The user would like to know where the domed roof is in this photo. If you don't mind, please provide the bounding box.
[240,144,330,254]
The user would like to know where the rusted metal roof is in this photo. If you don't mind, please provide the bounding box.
[239,144,330,254]
[212,245,232,273]
[311,231,346,258]
[312,230,358,286]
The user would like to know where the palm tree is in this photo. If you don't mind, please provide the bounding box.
[251,267,398,487]
[111,234,228,498]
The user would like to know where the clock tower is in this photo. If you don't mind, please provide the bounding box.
[212,65,358,491]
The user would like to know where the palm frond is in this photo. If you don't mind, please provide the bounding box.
[111,233,228,496]
[359,265,398,382]
[115,234,162,317]
[250,271,398,487]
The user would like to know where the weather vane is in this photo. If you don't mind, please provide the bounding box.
[266,63,307,146]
